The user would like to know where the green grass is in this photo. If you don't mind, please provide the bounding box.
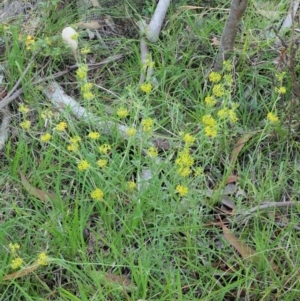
[1,0,300,300]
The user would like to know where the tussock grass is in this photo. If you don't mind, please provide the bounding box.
[1,0,300,300]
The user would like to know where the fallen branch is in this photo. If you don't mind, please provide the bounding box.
[146,0,171,43]
[0,54,124,110]
[0,108,11,151]
[234,201,300,223]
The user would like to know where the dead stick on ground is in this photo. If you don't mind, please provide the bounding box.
[234,201,300,223]
[0,54,124,110]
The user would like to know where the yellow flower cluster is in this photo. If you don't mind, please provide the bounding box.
[141,118,154,132]
[88,132,100,139]
[25,35,35,50]
[204,96,216,107]
[40,133,52,142]
[67,135,81,152]
[147,146,158,158]
[212,84,225,97]
[18,104,29,114]
[176,184,188,197]
[127,181,136,190]
[175,148,194,177]
[77,159,90,171]
[37,252,49,266]
[209,72,221,83]
[202,114,218,138]
[217,108,238,123]
[56,121,68,131]
[81,82,94,100]
[76,65,88,80]
[140,83,152,94]
[97,159,107,168]
[267,112,278,123]
[98,143,111,154]
[117,107,129,118]
[126,127,137,137]
[20,120,31,130]
[9,243,20,253]
[11,257,23,269]
[90,188,104,200]
[183,133,195,146]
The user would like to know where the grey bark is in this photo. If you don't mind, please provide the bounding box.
[214,0,248,71]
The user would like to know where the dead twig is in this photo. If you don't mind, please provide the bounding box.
[0,54,124,110]
[234,201,300,223]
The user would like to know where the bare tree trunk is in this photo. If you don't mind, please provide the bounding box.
[214,0,248,71]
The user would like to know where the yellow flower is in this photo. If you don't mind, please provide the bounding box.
[88,132,100,139]
[40,133,51,142]
[141,118,154,132]
[41,109,53,120]
[176,184,189,197]
[25,35,35,50]
[67,144,78,152]
[11,257,23,269]
[77,160,90,171]
[76,65,88,80]
[80,83,93,93]
[229,109,238,123]
[204,95,216,107]
[212,84,225,97]
[223,60,232,71]
[20,120,31,130]
[97,159,107,168]
[126,127,137,137]
[70,136,81,144]
[275,72,286,82]
[223,74,233,86]
[56,121,68,131]
[202,115,217,127]
[81,47,91,54]
[204,126,217,138]
[183,133,195,145]
[275,86,286,94]
[267,112,279,123]
[9,243,20,253]
[83,91,94,100]
[209,72,221,83]
[127,181,136,190]
[140,83,152,94]
[147,146,158,158]
[177,167,192,177]
[194,167,204,177]
[18,104,29,114]
[217,108,229,119]
[175,148,194,168]
[117,107,129,118]
[71,33,79,40]
[98,144,111,154]
[37,252,49,266]
[90,188,104,200]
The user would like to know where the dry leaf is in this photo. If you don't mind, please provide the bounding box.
[19,171,55,202]
[2,262,39,281]
[226,175,239,184]
[230,132,257,168]
[211,37,220,46]
[222,223,256,261]
[105,273,132,287]
[76,21,101,29]
[222,223,281,272]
